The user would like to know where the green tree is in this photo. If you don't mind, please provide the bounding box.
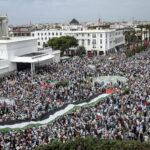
[47,36,78,56]
[47,37,60,50]
[124,30,138,49]
[76,46,86,56]
[123,31,131,47]
[126,49,133,57]
[144,24,148,41]
[146,24,150,41]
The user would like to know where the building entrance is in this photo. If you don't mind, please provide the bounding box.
[17,63,31,71]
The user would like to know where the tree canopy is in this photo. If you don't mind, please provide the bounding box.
[76,46,86,56]
[46,36,78,55]
[34,136,150,150]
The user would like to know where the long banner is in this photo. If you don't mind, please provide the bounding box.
[0,93,109,130]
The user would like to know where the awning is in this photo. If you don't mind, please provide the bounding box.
[11,53,54,63]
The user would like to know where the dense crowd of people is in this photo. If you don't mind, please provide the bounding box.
[0,57,103,123]
[0,48,150,149]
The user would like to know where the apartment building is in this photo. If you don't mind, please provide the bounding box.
[31,28,125,55]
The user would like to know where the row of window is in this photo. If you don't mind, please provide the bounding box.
[32,32,62,37]
[37,41,103,49]
[75,32,122,38]
[38,37,51,41]
[74,33,103,38]
[80,39,103,45]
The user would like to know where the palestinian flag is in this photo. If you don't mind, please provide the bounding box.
[97,113,101,119]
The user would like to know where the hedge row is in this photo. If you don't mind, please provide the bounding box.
[34,136,150,150]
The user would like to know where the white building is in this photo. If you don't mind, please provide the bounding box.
[65,29,124,55]
[0,15,60,77]
[32,28,125,55]
[31,30,64,49]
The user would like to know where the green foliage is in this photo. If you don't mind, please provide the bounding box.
[126,49,133,57]
[124,30,138,47]
[46,36,78,56]
[76,46,86,56]
[122,88,131,94]
[125,45,147,57]
[34,137,150,150]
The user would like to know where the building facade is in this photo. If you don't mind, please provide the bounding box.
[65,29,124,55]
[31,30,64,48]
[31,28,125,55]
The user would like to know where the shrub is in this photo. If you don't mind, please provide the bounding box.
[34,137,150,150]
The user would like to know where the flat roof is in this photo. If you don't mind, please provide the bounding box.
[11,53,54,63]
[64,29,116,34]
[0,37,37,44]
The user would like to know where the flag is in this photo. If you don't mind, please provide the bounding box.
[42,84,46,89]
[143,101,147,106]
[4,107,7,113]
[4,101,7,107]
[145,41,148,47]
[133,44,137,51]
[106,89,115,94]
[48,84,55,87]
[19,29,22,34]
[97,113,101,119]
[49,81,58,85]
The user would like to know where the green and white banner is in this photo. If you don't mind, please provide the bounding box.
[0,93,109,131]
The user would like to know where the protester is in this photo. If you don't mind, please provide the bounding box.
[0,49,150,149]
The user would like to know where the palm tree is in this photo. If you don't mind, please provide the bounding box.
[147,24,150,42]
[144,24,149,41]
[143,31,147,41]
[137,25,144,45]
[124,30,138,50]
[123,31,131,47]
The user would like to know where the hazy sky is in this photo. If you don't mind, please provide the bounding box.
[0,0,149,25]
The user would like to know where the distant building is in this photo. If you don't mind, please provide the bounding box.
[9,25,36,37]
[70,18,80,25]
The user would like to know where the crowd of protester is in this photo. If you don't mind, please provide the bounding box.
[0,48,150,149]
[0,57,103,123]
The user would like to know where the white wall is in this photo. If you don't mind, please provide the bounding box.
[7,38,37,60]
[0,37,37,76]
[0,43,8,59]
[0,60,16,76]
[64,30,125,54]
[31,30,64,48]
